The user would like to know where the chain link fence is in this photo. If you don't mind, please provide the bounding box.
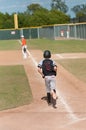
[0,22,86,40]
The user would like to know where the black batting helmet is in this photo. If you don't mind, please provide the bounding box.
[43,50,51,58]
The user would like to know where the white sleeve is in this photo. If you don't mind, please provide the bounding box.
[53,60,57,67]
[38,60,43,68]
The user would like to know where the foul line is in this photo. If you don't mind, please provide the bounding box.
[56,90,78,121]
[56,54,63,59]
[18,40,79,121]
[27,49,38,66]
[61,117,86,128]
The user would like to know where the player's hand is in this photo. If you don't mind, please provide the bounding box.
[42,75,45,78]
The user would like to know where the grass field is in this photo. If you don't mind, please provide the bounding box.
[57,59,86,83]
[28,39,86,53]
[0,38,86,110]
[29,39,86,83]
[0,40,20,50]
[0,39,86,53]
[0,65,33,111]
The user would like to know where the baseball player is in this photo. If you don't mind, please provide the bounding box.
[21,35,27,59]
[38,50,58,108]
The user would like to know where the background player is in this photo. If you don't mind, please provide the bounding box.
[21,35,27,59]
[38,50,58,108]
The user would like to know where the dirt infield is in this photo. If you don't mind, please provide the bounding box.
[0,50,86,130]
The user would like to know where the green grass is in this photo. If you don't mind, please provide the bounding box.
[0,38,86,110]
[0,40,21,50]
[0,65,33,111]
[0,39,86,53]
[28,39,86,53]
[28,39,86,83]
[57,59,86,83]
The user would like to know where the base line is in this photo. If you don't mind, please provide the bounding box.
[18,40,79,121]
[56,89,79,121]
[56,54,63,59]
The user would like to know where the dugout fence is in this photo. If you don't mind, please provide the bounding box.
[0,22,86,40]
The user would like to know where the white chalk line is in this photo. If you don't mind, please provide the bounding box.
[61,117,86,128]
[56,54,79,59]
[56,54,64,59]
[18,40,79,122]
[27,50,38,66]
[56,89,78,121]
[56,53,86,59]
[18,40,21,44]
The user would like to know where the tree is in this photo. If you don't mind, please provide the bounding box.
[26,6,70,27]
[0,3,70,29]
[71,4,86,17]
[18,12,31,28]
[26,3,44,14]
[26,3,70,26]
[48,9,70,24]
[0,12,4,28]
[51,0,68,13]
[28,8,50,26]
[0,12,14,29]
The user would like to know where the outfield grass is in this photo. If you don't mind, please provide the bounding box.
[28,39,86,53]
[28,39,86,83]
[0,39,86,53]
[0,65,33,111]
[0,40,21,50]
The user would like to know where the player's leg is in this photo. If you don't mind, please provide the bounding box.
[47,92,51,105]
[22,46,25,58]
[50,76,58,108]
[50,76,57,99]
[23,46,27,59]
[45,77,51,105]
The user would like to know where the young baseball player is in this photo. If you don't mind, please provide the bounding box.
[38,50,58,108]
[21,35,27,59]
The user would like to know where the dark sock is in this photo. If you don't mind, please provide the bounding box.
[47,93,51,104]
[53,89,56,93]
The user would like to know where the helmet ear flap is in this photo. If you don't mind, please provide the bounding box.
[43,50,51,58]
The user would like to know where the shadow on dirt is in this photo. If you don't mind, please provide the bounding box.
[41,96,47,102]
[41,95,58,109]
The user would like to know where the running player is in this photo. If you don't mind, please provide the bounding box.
[38,50,58,108]
[21,35,27,59]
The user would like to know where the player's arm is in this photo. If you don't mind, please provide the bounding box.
[54,65,57,72]
[53,61,57,72]
[38,67,43,76]
[38,61,45,78]
[38,67,45,78]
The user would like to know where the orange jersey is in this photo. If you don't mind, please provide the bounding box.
[22,38,26,46]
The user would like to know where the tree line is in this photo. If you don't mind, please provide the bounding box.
[0,0,86,29]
